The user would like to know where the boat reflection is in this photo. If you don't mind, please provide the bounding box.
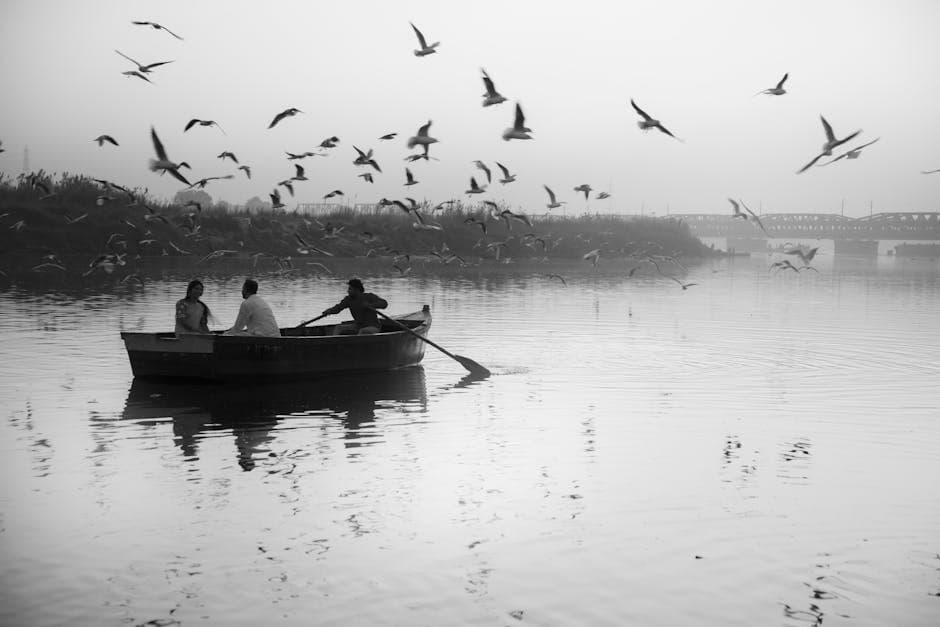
[122,366,428,470]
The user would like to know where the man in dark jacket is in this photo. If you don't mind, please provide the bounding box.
[322,278,388,334]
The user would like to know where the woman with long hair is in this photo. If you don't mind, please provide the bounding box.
[175,279,212,335]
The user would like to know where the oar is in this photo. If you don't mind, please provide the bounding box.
[295,312,329,328]
[374,309,490,377]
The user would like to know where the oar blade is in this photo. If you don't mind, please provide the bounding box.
[455,354,490,377]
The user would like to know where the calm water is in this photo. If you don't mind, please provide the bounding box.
[1,255,938,626]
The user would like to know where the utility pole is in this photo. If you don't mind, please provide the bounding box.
[22,145,29,173]
[841,198,844,217]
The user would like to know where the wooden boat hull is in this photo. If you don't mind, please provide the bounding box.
[121,307,430,381]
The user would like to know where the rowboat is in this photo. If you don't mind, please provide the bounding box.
[120,306,431,382]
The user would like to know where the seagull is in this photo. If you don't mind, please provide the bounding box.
[630,99,679,140]
[496,162,516,184]
[498,209,531,229]
[574,184,593,200]
[738,200,769,235]
[583,248,601,267]
[319,136,340,149]
[379,133,397,140]
[270,189,285,209]
[596,191,611,199]
[755,72,788,96]
[463,216,487,234]
[404,167,419,186]
[547,274,567,286]
[292,163,308,181]
[237,165,251,179]
[481,68,507,106]
[411,210,443,231]
[187,175,233,190]
[268,107,303,129]
[544,185,565,209]
[285,151,317,160]
[407,120,438,150]
[148,126,190,186]
[921,168,940,174]
[818,138,880,166]
[323,190,344,199]
[94,135,119,147]
[131,20,183,40]
[352,145,382,172]
[502,102,532,140]
[115,50,173,74]
[669,276,698,290]
[359,172,374,183]
[217,151,238,164]
[294,233,334,256]
[785,245,819,266]
[278,179,295,196]
[797,116,862,173]
[770,259,801,273]
[410,22,439,56]
[466,177,487,194]
[185,119,226,135]
[473,160,492,184]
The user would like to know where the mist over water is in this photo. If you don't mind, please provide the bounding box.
[1,255,939,626]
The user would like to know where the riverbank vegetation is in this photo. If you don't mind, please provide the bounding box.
[0,171,715,278]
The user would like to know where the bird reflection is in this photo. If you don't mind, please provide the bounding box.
[122,367,428,469]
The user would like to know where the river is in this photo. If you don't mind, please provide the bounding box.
[1,254,938,626]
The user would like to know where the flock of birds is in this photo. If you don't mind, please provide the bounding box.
[2,19,939,288]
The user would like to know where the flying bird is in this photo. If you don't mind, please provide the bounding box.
[481,68,507,106]
[547,274,567,286]
[630,99,679,140]
[465,177,486,194]
[573,184,593,200]
[496,162,516,184]
[502,102,532,140]
[407,120,438,150]
[797,115,862,173]
[148,126,190,186]
[352,145,382,172]
[237,165,251,179]
[359,172,374,183]
[217,151,238,164]
[737,199,770,235]
[404,168,418,186]
[473,160,492,184]
[669,276,698,290]
[319,136,340,149]
[324,190,345,199]
[596,191,611,199]
[379,132,397,140]
[268,107,303,129]
[410,22,439,56]
[115,50,173,74]
[544,185,565,209]
[270,189,285,209]
[131,21,183,40]
[785,245,819,266]
[94,135,118,147]
[755,72,788,96]
[818,138,880,166]
[921,168,940,174]
[185,119,226,134]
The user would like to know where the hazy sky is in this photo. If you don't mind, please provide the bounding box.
[2,0,938,217]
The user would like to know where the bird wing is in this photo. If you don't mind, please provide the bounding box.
[513,103,526,129]
[150,126,169,161]
[268,110,286,129]
[481,69,497,95]
[294,163,304,177]
[797,152,824,174]
[630,99,651,121]
[776,73,788,89]
[115,49,141,67]
[184,119,199,132]
[820,116,835,143]
[410,22,428,48]
[818,153,849,167]
[418,120,432,136]
[496,162,510,179]
[141,60,174,71]
[544,185,556,203]
[655,122,677,139]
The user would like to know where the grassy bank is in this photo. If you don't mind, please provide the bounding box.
[1,172,715,278]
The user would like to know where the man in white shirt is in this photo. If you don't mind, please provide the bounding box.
[223,279,281,337]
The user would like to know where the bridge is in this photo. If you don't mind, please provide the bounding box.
[673,212,940,240]
[670,211,940,240]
